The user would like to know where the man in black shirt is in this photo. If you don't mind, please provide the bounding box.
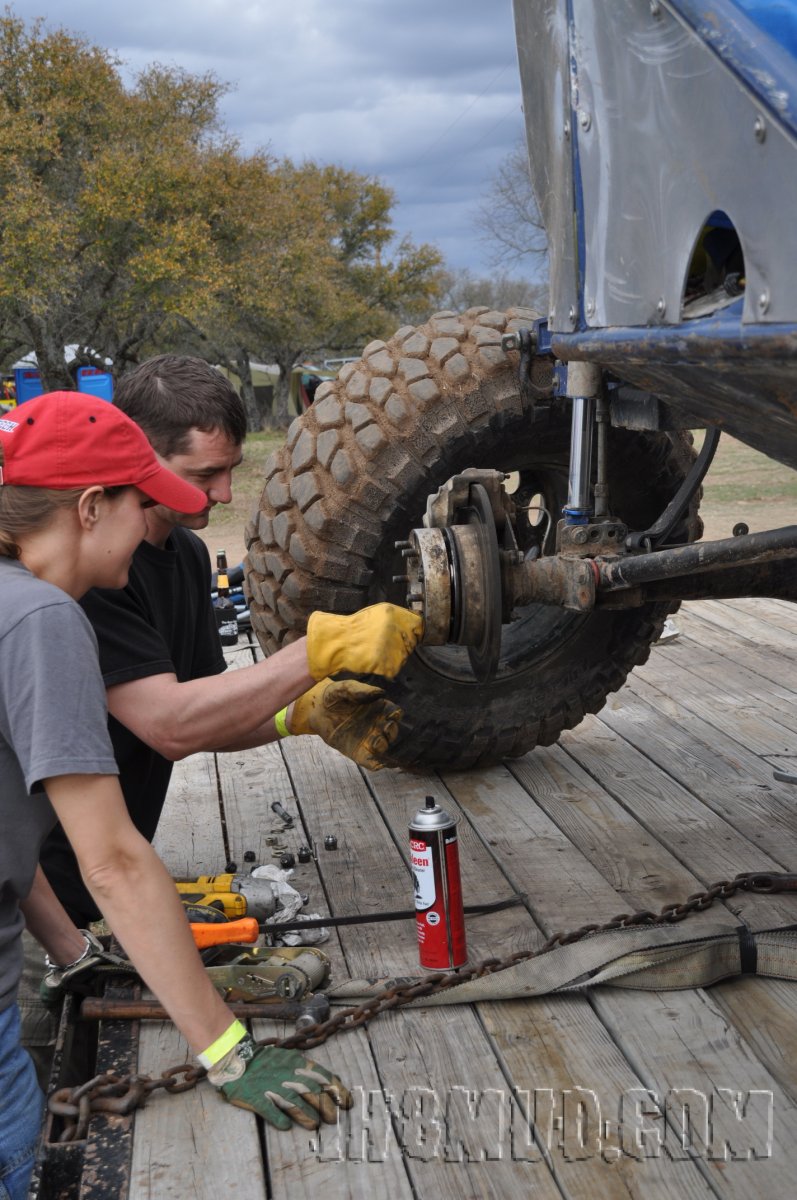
[40,356,417,925]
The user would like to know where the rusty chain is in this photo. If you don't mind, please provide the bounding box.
[48,869,797,1140]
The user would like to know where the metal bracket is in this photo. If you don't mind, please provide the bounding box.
[500,321,556,403]
[423,468,509,531]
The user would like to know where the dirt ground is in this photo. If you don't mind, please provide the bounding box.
[195,429,796,569]
[693,432,797,540]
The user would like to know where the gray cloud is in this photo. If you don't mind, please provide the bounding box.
[9,0,525,273]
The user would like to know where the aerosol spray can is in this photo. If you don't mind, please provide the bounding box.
[409,796,467,970]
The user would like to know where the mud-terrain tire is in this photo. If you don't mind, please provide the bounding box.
[244,307,701,770]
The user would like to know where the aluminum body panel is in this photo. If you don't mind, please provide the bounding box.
[513,0,579,330]
[514,0,797,331]
[575,0,797,327]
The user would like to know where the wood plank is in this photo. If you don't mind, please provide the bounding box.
[440,757,797,1198]
[216,740,301,870]
[767,755,797,778]
[480,997,716,1198]
[709,977,797,1106]
[215,735,414,1198]
[636,642,795,759]
[599,631,797,1112]
[665,608,797,703]
[600,678,797,870]
[129,750,264,1199]
[557,719,796,930]
[651,634,797,738]
[588,987,783,1189]
[115,597,797,1197]
[508,743,742,929]
[281,740,419,977]
[216,729,410,1194]
[215,737,349,981]
[249,1021,415,1198]
[713,597,797,637]
[686,600,797,656]
[281,738,567,1200]
[152,752,224,878]
[370,764,716,1198]
[131,1022,267,1199]
[557,707,797,1154]
[675,608,797,698]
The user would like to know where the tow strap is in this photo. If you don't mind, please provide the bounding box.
[325,872,797,1006]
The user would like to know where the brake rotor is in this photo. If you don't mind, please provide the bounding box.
[452,483,503,683]
[400,482,503,682]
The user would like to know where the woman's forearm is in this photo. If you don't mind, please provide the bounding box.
[46,775,234,1056]
[82,843,233,1052]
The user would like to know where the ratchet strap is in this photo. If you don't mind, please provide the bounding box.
[328,921,797,1006]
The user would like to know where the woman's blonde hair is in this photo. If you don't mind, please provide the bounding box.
[0,441,89,559]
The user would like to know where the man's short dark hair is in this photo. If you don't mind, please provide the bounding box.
[114,355,247,457]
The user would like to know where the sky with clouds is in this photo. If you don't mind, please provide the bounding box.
[10,0,528,277]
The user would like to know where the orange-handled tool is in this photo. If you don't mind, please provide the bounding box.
[190,918,259,949]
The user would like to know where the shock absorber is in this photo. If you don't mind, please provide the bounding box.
[562,362,603,525]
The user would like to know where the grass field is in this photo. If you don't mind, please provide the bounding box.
[196,428,796,568]
[694,432,797,540]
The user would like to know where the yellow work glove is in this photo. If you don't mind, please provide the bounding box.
[305,602,424,681]
[290,678,402,770]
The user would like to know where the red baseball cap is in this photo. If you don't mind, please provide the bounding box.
[0,391,206,513]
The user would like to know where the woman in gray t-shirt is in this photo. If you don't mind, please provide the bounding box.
[2,390,363,1197]
[0,391,239,1198]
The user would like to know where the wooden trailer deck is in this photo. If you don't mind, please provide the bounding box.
[47,597,797,1199]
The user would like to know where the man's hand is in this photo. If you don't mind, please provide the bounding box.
[210,1037,352,1131]
[40,930,136,1006]
[306,603,423,681]
[289,678,401,770]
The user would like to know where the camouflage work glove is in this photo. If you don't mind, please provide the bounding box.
[209,1036,352,1131]
[290,678,402,770]
[40,930,136,1006]
[305,603,424,681]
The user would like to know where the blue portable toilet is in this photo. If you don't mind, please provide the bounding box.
[76,366,113,401]
[13,368,44,404]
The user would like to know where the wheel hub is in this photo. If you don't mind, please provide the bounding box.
[399,482,504,683]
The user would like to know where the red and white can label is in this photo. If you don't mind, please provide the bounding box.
[410,831,467,970]
[411,837,436,910]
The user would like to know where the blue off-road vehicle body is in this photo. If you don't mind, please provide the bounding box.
[514,0,797,467]
[245,1,797,772]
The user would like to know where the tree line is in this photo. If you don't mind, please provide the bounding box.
[0,14,547,428]
[0,15,449,426]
